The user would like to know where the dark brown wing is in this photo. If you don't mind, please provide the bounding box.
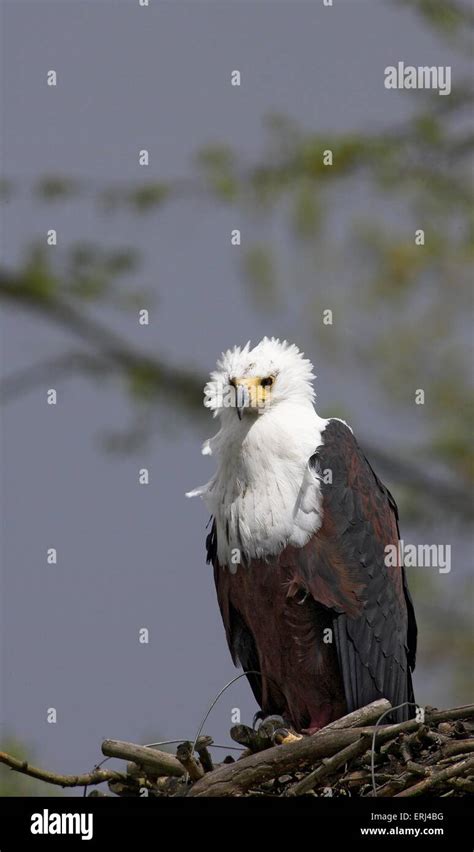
[288,419,417,722]
[206,521,263,708]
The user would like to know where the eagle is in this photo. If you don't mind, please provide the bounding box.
[188,338,417,731]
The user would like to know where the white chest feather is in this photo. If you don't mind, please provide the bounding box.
[187,403,328,566]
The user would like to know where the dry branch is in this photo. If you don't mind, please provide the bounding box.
[176,742,205,781]
[286,735,372,796]
[195,736,214,772]
[395,755,474,797]
[0,751,126,789]
[187,728,363,797]
[101,739,185,777]
[324,699,392,729]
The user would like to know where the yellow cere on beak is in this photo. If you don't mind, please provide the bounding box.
[232,376,271,416]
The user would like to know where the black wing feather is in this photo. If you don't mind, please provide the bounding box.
[311,420,417,722]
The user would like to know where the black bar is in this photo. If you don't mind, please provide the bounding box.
[0,795,471,848]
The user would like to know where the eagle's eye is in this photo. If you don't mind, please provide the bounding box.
[261,376,274,388]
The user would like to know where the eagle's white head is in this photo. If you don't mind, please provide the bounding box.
[188,338,327,564]
[204,337,316,421]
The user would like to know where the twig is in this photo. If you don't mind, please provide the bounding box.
[101,739,185,778]
[325,699,392,730]
[286,734,372,796]
[395,756,474,797]
[0,751,125,789]
[425,738,474,766]
[428,705,474,724]
[451,777,474,794]
[195,736,214,773]
[176,742,204,781]
[187,728,374,798]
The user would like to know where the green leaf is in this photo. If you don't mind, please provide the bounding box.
[35,176,79,200]
[129,183,170,213]
[196,145,237,201]
[242,244,276,306]
[292,180,321,240]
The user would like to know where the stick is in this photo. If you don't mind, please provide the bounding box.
[286,734,372,796]
[425,738,474,765]
[0,751,125,789]
[428,705,474,724]
[195,736,214,772]
[395,755,474,797]
[451,777,474,794]
[176,742,204,781]
[187,728,366,797]
[324,699,392,729]
[101,739,185,778]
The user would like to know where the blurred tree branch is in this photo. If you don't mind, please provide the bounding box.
[1,0,472,524]
[1,266,471,519]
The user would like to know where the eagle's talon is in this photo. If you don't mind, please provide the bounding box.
[252,710,266,729]
[253,713,287,732]
[273,727,303,745]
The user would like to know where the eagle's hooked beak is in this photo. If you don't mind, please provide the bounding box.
[230,376,271,419]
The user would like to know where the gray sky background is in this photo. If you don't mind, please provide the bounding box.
[1,0,471,792]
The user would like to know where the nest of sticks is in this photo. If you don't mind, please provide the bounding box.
[3,699,472,798]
